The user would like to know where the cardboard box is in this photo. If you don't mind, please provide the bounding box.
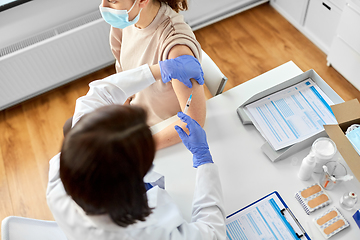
[237,69,344,162]
[324,99,360,181]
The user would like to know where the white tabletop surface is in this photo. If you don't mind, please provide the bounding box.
[152,61,360,240]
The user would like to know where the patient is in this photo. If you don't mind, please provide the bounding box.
[63,0,206,151]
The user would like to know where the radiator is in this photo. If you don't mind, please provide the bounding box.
[0,11,114,110]
[0,3,266,110]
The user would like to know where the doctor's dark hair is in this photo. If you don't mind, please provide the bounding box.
[60,105,155,227]
[156,0,188,12]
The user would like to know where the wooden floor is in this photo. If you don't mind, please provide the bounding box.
[1,3,359,227]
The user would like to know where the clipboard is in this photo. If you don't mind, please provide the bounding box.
[236,70,343,162]
[226,191,310,240]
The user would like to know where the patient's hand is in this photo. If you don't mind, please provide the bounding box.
[123,95,134,105]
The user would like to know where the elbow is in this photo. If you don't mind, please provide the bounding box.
[186,99,206,127]
[197,111,206,127]
[187,108,206,127]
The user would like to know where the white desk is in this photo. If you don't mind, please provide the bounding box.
[153,61,360,239]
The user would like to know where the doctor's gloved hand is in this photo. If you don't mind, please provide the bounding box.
[159,55,204,88]
[174,112,213,168]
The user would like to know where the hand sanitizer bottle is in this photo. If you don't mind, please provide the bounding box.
[298,153,316,181]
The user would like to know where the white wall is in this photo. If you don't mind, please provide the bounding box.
[181,0,264,30]
[0,0,100,48]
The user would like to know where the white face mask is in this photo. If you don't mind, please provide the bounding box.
[346,124,360,155]
[99,0,142,29]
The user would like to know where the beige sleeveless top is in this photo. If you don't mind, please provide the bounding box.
[109,3,201,126]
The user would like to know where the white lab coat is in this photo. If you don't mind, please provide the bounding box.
[46,64,226,240]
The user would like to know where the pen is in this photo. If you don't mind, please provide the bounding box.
[183,92,193,114]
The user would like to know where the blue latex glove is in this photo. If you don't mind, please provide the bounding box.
[159,55,204,88]
[174,112,213,168]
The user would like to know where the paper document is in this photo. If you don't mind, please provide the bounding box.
[244,79,337,150]
[226,192,306,240]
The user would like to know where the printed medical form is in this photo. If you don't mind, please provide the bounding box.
[226,192,308,240]
[244,79,337,151]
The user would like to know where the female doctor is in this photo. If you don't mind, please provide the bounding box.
[47,55,226,240]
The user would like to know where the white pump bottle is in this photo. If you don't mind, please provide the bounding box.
[298,152,316,181]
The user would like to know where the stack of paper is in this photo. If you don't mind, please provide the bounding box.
[244,79,337,151]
